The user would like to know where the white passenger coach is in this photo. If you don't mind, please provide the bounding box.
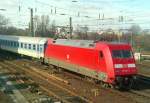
[0,35,48,59]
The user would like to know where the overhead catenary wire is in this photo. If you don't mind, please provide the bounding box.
[1,0,150,30]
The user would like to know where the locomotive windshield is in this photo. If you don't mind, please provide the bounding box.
[112,50,133,58]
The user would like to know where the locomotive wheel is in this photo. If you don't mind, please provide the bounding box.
[115,78,134,90]
[58,67,63,73]
[109,84,114,89]
[131,79,139,90]
[101,82,109,88]
[84,76,94,82]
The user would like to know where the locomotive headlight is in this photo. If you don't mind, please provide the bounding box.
[128,64,136,68]
[114,64,123,68]
[114,64,136,68]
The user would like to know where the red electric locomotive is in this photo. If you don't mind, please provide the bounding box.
[44,39,137,89]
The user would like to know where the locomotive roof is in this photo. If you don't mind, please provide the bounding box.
[53,39,96,48]
[53,39,130,48]
[0,34,48,44]
[0,34,130,48]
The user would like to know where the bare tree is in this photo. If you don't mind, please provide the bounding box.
[129,24,141,35]
[0,14,9,26]
[74,25,89,39]
[34,15,55,37]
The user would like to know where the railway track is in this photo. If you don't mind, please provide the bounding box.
[15,59,150,99]
[137,74,150,85]
[0,60,92,103]
[0,51,150,103]
[129,74,150,99]
[15,59,150,101]
[130,90,150,98]
[137,63,150,69]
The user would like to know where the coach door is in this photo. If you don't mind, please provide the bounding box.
[98,51,106,71]
[37,44,40,58]
[37,44,43,58]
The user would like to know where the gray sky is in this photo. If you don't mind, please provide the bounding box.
[0,0,150,30]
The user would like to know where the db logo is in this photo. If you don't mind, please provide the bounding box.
[123,64,128,68]
[66,54,70,59]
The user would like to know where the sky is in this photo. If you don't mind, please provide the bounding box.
[0,0,150,31]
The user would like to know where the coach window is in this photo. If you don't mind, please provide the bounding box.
[12,42,14,47]
[28,44,31,49]
[8,41,10,46]
[12,41,14,47]
[16,42,18,47]
[40,45,43,53]
[6,41,8,46]
[14,42,16,47]
[5,40,7,46]
[1,40,2,45]
[21,43,23,48]
[5,40,7,45]
[24,44,27,49]
[4,40,6,46]
[15,42,17,47]
[99,51,104,59]
[9,41,11,46]
[33,44,36,50]
[37,45,39,51]
[3,40,5,45]
[12,41,13,47]
[17,42,19,47]
[10,41,12,46]
[3,40,5,46]
[3,40,4,45]
[7,41,9,46]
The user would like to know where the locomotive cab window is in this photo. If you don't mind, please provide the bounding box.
[112,50,133,58]
[99,51,104,59]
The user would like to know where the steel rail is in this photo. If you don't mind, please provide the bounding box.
[3,60,93,103]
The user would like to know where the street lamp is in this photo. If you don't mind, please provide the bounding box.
[0,9,6,11]
[72,0,78,2]
[60,13,66,16]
